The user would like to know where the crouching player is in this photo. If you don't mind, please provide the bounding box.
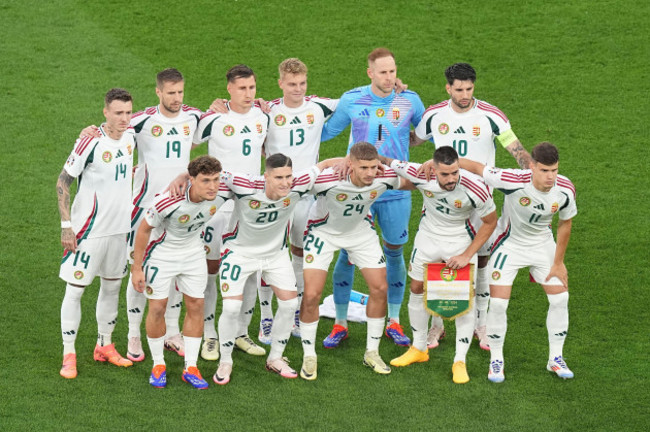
[131,155,227,389]
[459,142,577,382]
[381,147,497,383]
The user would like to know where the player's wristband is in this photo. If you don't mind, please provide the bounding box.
[61,221,72,229]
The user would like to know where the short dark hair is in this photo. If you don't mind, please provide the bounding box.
[266,153,292,170]
[368,47,394,65]
[105,88,132,106]
[531,142,559,165]
[226,64,256,83]
[433,146,459,166]
[156,68,184,88]
[444,63,476,85]
[188,155,222,177]
[349,142,379,161]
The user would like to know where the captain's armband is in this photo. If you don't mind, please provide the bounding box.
[497,129,518,148]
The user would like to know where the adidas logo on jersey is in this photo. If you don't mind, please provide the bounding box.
[454,126,466,134]
[240,126,251,133]
[290,116,301,125]
[359,109,370,117]
[167,127,179,135]
[351,194,363,201]
[534,204,545,210]
[194,212,204,220]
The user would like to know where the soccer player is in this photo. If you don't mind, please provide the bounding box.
[79,69,203,362]
[57,88,135,379]
[412,63,532,351]
[319,48,426,347]
[298,142,408,381]
[195,64,270,360]
[131,155,226,389]
[459,142,577,383]
[379,147,497,384]
[213,154,341,385]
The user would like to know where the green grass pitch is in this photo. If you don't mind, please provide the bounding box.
[0,0,648,430]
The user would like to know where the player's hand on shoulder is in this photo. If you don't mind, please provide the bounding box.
[255,98,270,113]
[79,125,100,139]
[395,78,408,94]
[417,159,435,181]
[208,98,229,114]
[165,172,191,198]
[332,156,351,180]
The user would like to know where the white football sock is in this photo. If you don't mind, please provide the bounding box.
[258,280,274,321]
[183,335,202,369]
[96,278,121,346]
[126,274,146,339]
[475,266,490,328]
[454,303,476,363]
[546,291,569,360]
[268,297,298,361]
[408,292,428,351]
[487,297,509,362]
[366,317,385,352]
[147,335,165,366]
[203,274,219,339]
[218,299,242,364]
[300,320,319,358]
[237,275,258,337]
[61,284,84,355]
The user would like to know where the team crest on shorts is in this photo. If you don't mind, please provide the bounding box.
[74,270,84,280]
[305,254,314,263]
[307,113,314,124]
[178,214,190,224]
[146,286,153,295]
[519,197,531,207]
[336,193,348,201]
[551,202,559,213]
[454,200,462,208]
[256,123,263,134]
[440,267,457,282]
[130,251,135,260]
[249,200,261,209]
[151,125,163,137]
[424,190,434,198]
[209,206,217,216]
[183,124,191,136]
[275,115,286,126]
[370,190,378,200]
[223,125,235,136]
[392,107,400,120]
[204,245,211,254]
[283,198,291,207]
[438,123,450,135]
[376,108,385,118]
[102,151,112,163]
[491,271,501,281]
[472,125,481,136]
[221,283,230,292]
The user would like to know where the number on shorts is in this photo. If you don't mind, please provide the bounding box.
[220,262,241,281]
[73,251,90,269]
[203,226,214,243]
[145,265,159,283]
[304,234,324,254]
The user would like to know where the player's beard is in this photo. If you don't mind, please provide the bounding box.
[163,102,181,113]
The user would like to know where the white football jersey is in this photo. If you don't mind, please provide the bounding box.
[415,99,514,166]
[130,105,202,209]
[265,96,339,170]
[482,167,577,248]
[143,187,229,264]
[306,167,402,236]
[220,166,321,258]
[390,160,495,240]
[64,126,135,238]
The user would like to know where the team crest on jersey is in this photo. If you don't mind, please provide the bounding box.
[102,151,113,163]
[146,286,154,295]
[392,107,400,120]
[424,190,434,198]
[151,125,163,137]
[204,245,211,254]
[519,197,531,207]
[438,123,450,135]
[376,108,385,118]
[370,190,378,200]
[440,267,457,282]
[127,144,133,155]
[283,198,291,207]
[221,283,230,292]
[256,123,263,134]
[551,202,559,213]
[223,125,235,136]
[307,113,314,124]
[249,200,261,209]
[275,115,286,126]
[492,271,501,281]
[209,206,217,216]
[74,271,84,280]
[305,254,314,264]
[472,125,481,137]
[454,200,462,208]
[178,214,190,224]
[183,125,191,136]
[336,193,348,201]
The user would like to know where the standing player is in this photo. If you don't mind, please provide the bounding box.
[320,48,426,347]
[298,143,407,381]
[412,63,532,350]
[213,154,340,385]
[459,142,576,382]
[57,88,135,379]
[379,147,497,384]
[131,156,226,389]
[195,64,269,360]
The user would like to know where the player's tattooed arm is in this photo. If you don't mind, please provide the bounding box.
[505,140,532,169]
[57,169,77,252]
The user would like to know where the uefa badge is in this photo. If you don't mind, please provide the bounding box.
[283,198,291,207]
[249,200,261,209]
[178,214,190,224]
[491,271,501,281]
[392,107,400,120]
[74,271,84,280]
[336,193,348,201]
[519,197,531,207]
[275,115,286,126]
[370,190,378,200]
[551,202,559,213]
[221,283,230,293]
[102,151,113,163]
[305,254,314,264]
[65,155,75,166]
[438,123,450,135]
[440,267,457,282]
[151,125,163,137]
[454,200,462,208]
[307,113,314,124]
[256,123,263,134]
[183,125,191,136]
[424,190,434,198]
[223,125,235,136]
[376,108,385,118]
[209,206,217,216]
[472,125,481,137]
